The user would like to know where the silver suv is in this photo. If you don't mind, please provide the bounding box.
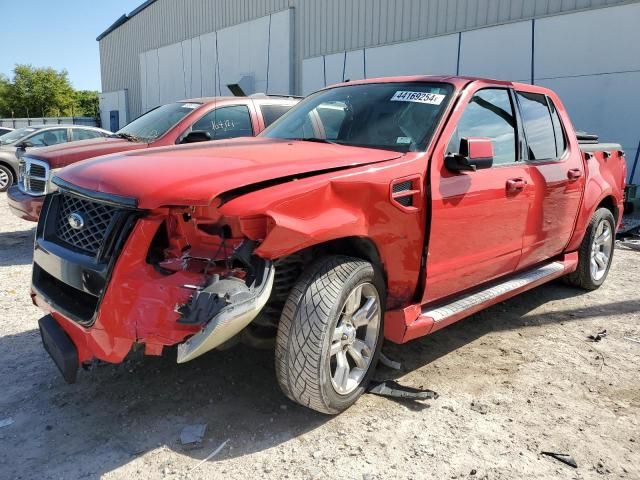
[0,125,111,192]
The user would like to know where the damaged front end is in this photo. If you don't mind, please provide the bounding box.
[176,256,274,363]
[147,207,277,363]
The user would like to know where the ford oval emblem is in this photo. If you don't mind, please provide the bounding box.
[68,212,85,230]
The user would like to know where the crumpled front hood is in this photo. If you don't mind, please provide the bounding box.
[28,138,146,168]
[57,137,403,209]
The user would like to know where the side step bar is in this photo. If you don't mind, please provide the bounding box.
[384,253,578,343]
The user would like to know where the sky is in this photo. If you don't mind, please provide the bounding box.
[0,0,144,91]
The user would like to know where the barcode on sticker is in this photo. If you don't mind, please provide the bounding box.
[391,91,445,105]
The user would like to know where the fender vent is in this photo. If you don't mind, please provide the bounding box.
[390,176,422,212]
[392,180,412,193]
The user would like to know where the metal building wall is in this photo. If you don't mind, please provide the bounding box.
[99,0,634,118]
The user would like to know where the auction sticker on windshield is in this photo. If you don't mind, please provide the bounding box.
[391,91,445,105]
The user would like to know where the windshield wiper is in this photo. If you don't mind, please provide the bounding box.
[293,137,338,145]
[110,132,143,142]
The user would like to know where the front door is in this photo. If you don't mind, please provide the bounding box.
[424,86,531,304]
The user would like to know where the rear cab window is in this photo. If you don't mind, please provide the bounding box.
[516,91,566,161]
[259,104,294,128]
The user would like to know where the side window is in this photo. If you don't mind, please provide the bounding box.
[547,98,567,157]
[73,129,104,141]
[516,92,557,160]
[190,105,253,140]
[260,104,294,128]
[26,129,68,147]
[447,89,516,165]
[316,103,348,140]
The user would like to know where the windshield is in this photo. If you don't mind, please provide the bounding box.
[262,82,453,152]
[0,127,38,145]
[116,102,201,142]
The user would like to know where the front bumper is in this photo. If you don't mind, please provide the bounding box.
[7,185,42,222]
[32,215,203,366]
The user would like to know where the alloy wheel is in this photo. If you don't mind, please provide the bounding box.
[590,218,613,281]
[329,282,381,395]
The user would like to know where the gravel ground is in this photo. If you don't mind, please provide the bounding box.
[0,191,638,480]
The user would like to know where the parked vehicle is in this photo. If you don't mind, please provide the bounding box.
[7,95,299,219]
[31,76,626,414]
[0,125,111,192]
[0,127,14,136]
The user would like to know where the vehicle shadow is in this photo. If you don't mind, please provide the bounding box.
[0,226,34,266]
[0,281,635,479]
[380,281,634,375]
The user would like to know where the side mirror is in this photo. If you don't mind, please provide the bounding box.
[180,130,212,144]
[445,137,494,172]
[16,141,33,150]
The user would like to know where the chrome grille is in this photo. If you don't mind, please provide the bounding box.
[55,194,119,256]
[19,157,49,195]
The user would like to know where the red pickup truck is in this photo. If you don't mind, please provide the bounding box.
[32,76,626,414]
[7,95,299,221]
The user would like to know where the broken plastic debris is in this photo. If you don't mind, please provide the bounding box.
[541,451,578,468]
[0,418,14,428]
[180,423,207,448]
[189,438,230,472]
[367,380,438,401]
[587,329,607,342]
[379,352,402,370]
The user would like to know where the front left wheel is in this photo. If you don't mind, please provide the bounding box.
[275,256,385,414]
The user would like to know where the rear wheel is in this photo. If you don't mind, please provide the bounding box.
[275,256,385,414]
[564,208,615,290]
[0,165,13,192]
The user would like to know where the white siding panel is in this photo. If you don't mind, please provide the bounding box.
[140,50,160,112]
[537,71,640,181]
[138,10,292,102]
[157,42,187,104]
[189,38,203,98]
[199,32,219,96]
[535,2,640,79]
[301,56,326,94]
[324,52,347,87]
[459,20,532,81]
[267,9,294,94]
[364,34,459,78]
[344,49,365,82]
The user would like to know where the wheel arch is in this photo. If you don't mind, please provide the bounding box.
[0,159,17,178]
[274,235,387,285]
[596,195,618,221]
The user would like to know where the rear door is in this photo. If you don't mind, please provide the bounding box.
[424,85,532,303]
[514,89,584,268]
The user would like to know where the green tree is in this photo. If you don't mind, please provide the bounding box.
[3,65,75,117]
[0,74,11,117]
[73,90,99,118]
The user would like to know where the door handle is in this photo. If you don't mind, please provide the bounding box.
[506,177,526,193]
[567,168,583,181]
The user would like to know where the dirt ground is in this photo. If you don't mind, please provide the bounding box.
[0,191,638,480]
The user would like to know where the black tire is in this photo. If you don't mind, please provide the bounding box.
[564,208,615,290]
[275,255,385,414]
[0,164,14,192]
